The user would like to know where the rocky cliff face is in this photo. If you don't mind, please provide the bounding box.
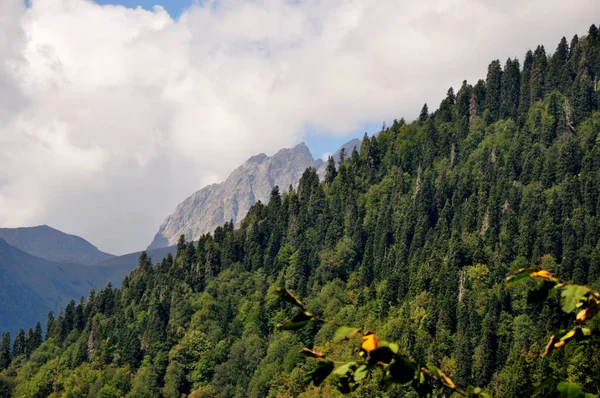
[148,143,324,249]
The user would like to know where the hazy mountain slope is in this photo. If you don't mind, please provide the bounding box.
[148,143,324,249]
[0,225,114,265]
[0,238,129,336]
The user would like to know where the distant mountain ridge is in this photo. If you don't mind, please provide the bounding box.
[148,142,325,249]
[0,237,130,336]
[0,225,114,265]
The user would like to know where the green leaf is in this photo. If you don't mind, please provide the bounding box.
[274,288,305,309]
[303,360,334,386]
[332,362,361,393]
[527,280,557,304]
[557,381,585,398]
[333,361,358,376]
[426,364,441,378]
[333,326,360,343]
[561,285,590,313]
[466,385,492,398]
[277,311,314,330]
[354,364,369,382]
[381,341,400,354]
[506,268,538,287]
[387,355,415,384]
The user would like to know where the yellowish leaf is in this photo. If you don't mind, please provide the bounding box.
[361,333,380,353]
[576,308,587,323]
[530,270,553,280]
[560,330,576,341]
[441,373,455,389]
[554,341,565,349]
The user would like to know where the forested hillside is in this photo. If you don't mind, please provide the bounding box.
[1,25,600,397]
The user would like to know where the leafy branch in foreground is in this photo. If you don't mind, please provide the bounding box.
[506,268,600,355]
[506,268,599,398]
[274,288,491,397]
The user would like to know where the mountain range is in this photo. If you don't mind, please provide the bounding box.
[148,139,361,249]
[0,237,130,336]
[1,140,359,336]
[0,225,113,265]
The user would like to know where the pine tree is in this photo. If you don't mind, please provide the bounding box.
[31,323,42,352]
[485,60,503,122]
[176,235,187,257]
[570,62,596,125]
[324,156,337,185]
[455,80,472,120]
[500,58,521,119]
[24,329,33,356]
[46,311,55,340]
[569,34,579,58]
[0,332,10,370]
[518,50,533,122]
[74,298,85,332]
[12,329,25,358]
[548,37,570,92]
[418,103,429,123]
[56,310,67,344]
[338,147,346,164]
[139,250,152,272]
[530,45,548,101]
[59,300,76,343]
[589,24,599,42]
[438,87,456,122]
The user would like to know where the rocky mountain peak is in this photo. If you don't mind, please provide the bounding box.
[148,142,323,249]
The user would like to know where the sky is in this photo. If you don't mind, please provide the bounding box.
[0,0,598,255]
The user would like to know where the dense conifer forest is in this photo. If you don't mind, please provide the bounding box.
[2,25,600,397]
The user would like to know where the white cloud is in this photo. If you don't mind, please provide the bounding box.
[0,0,598,254]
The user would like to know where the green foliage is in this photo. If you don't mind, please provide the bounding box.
[2,26,600,398]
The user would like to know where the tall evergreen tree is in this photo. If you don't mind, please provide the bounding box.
[46,311,55,340]
[0,332,10,370]
[176,235,187,257]
[74,298,85,332]
[569,34,579,58]
[324,156,337,185]
[570,62,595,125]
[12,329,25,358]
[500,58,521,119]
[548,37,570,92]
[24,329,33,356]
[338,147,346,164]
[31,323,42,352]
[530,45,548,101]
[418,103,429,123]
[485,60,503,121]
[518,50,534,122]
[438,87,456,122]
[455,80,472,120]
